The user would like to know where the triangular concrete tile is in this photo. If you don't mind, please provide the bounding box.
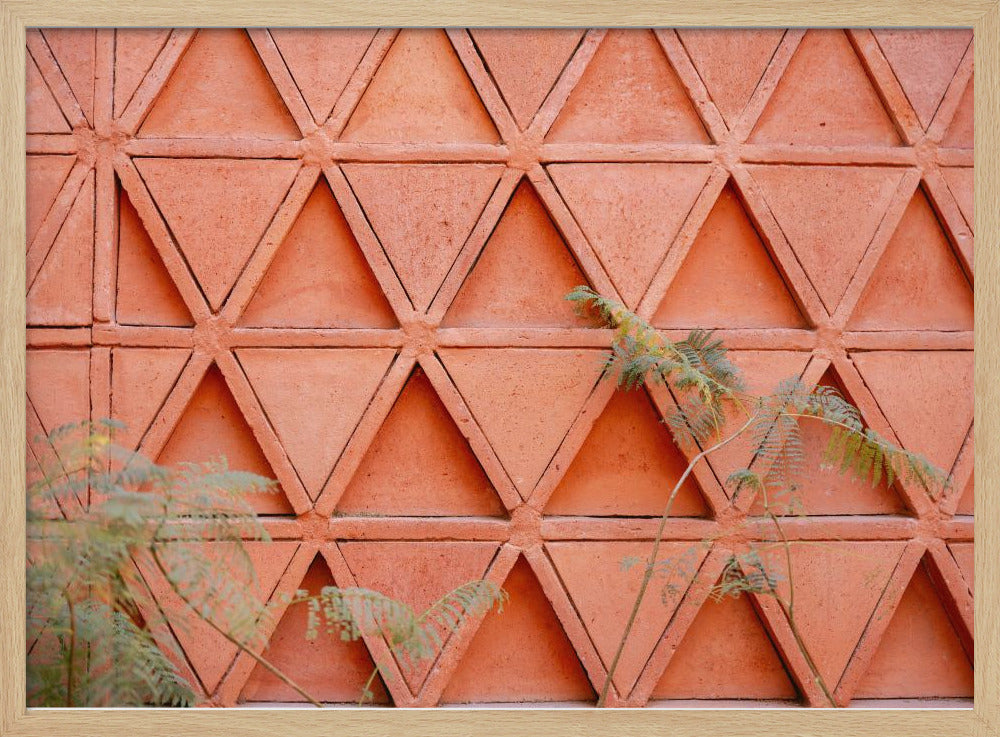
[849,190,972,331]
[337,367,505,516]
[950,543,974,594]
[42,29,96,123]
[139,29,300,139]
[114,29,172,118]
[956,480,974,516]
[135,157,299,311]
[942,167,974,229]
[26,155,74,244]
[751,30,901,146]
[549,163,712,306]
[237,348,395,500]
[342,163,502,311]
[653,184,806,329]
[442,180,591,328]
[941,78,973,149]
[26,349,91,436]
[26,52,70,133]
[341,29,498,143]
[548,30,709,143]
[111,347,190,449]
[470,29,583,129]
[240,178,396,328]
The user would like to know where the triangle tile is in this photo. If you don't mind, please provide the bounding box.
[549,163,712,306]
[339,541,499,691]
[942,167,974,229]
[342,163,502,311]
[747,366,905,516]
[237,348,395,499]
[547,30,709,144]
[241,553,389,704]
[854,560,972,698]
[751,30,901,146]
[758,541,905,689]
[748,165,903,312]
[114,29,172,118]
[651,587,797,700]
[240,178,396,329]
[941,77,973,149]
[852,350,972,472]
[116,186,194,326]
[139,29,300,139]
[950,543,974,594]
[956,479,974,516]
[470,29,583,129]
[156,363,293,514]
[440,556,595,703]
[653,183,806,329]
[137,541,298,697]
[548,540,708,695]
[27,173,93,326]
[135,157,299,311]
[42,30,96,123]
[26,349,91,435]
[849,190,972,331]
[341,29,498,143]
[26,51,70,133]
[545,387,709,517]
[270,29,376,123]
[677,29,785,128]
[873,30,971,129]
[442,179,592,328]
[337,366,504,516]
[111,347,190,449]
[26,155,74,244]
[439,348,604,493]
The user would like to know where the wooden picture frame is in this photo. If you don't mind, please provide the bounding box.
[1,1,997,735]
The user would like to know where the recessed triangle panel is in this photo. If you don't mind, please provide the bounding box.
[111,347,190,449]
[240,178,397,329]
[241,554,390,704]
[854,561,972,698]
[156,363,293,514]
[270,29,376,123]
[653,184,806,329]
[547,30,709,144]
[849,190,973,331]
[545,387,709,517]
[342,163,502,311]
[116,187,194,327]
[114,29,171,118]
[237,348,395,500]
[549,163,712,306]
[439,348,604,494]
[42,30,96,124]
[26,52,70,133]
[942,78,973,149]
[138,541,297,697]
[27,172,93,326]
[26,349,91,436]
[759,541,905,689]
[677,29,784,128]
[957,480,974,516]
[470,29,583,129]
[26,155,74,244]
[943,167,973,229]
[135,157,299,311]
[337,367,505,516]
[139,29,300,139]
[751,30,901,146]
[440,557,595,703]
[341,29,498,143]
[651,589,797,700]
[852,350,972,472]
[950,543,974,594]
[548,540,708,695]
[442,180,592,328]
[339,541,499,691]
[873,30,971,129]
[747,367,905,516]
[748,165,903,312]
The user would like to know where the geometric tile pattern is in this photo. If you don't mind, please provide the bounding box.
[25,27,974,707]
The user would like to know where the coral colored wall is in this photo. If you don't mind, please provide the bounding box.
[25,27,974,707]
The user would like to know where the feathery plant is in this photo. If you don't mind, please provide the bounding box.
[27,419,506,708]
[568,286,950,707]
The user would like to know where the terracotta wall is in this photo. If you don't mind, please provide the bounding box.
[25,27,974,706]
